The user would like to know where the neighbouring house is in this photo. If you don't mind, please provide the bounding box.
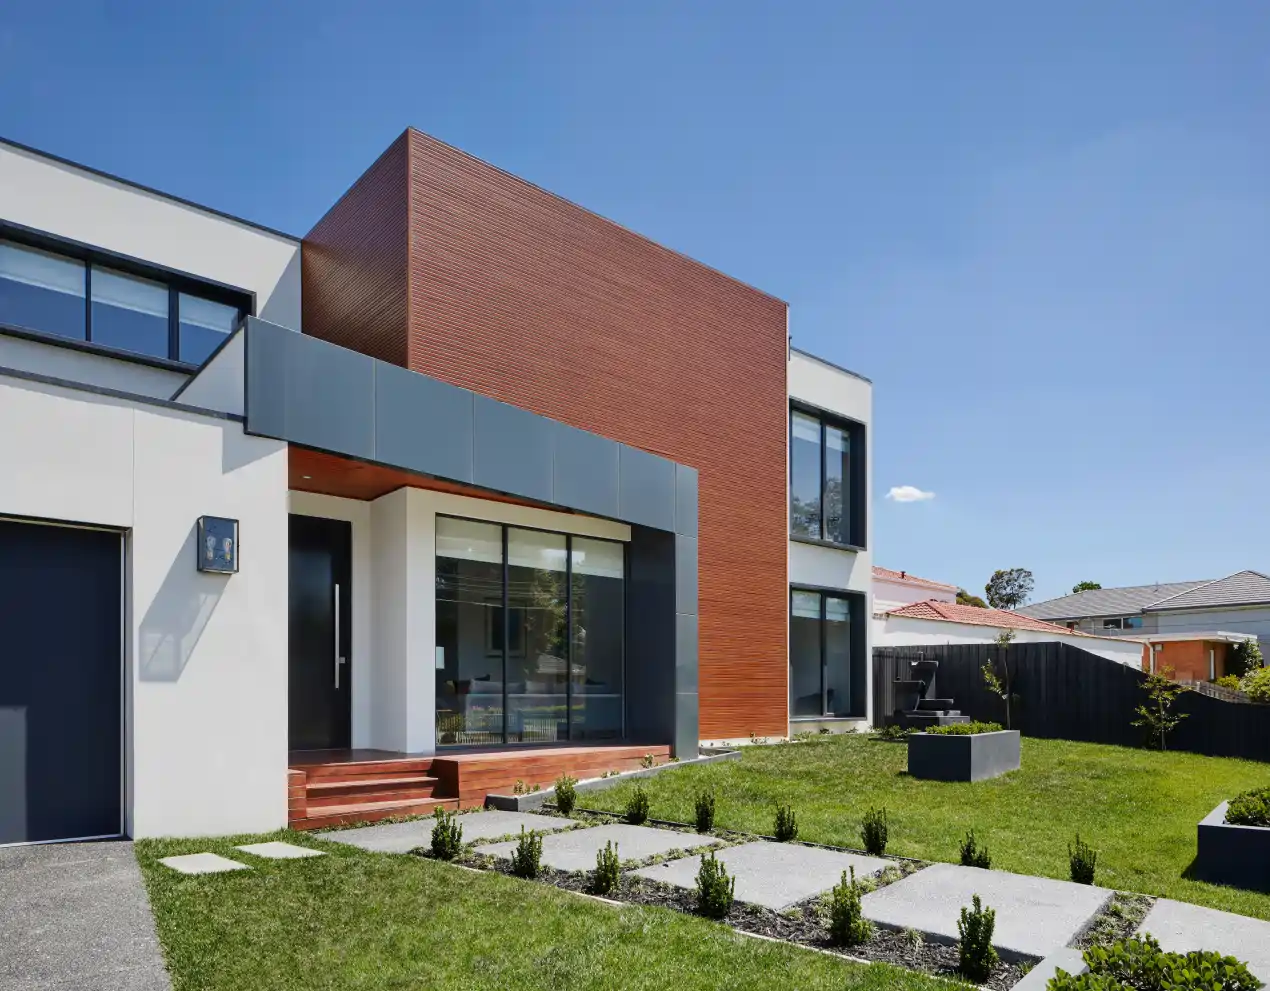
[1019,572,1270,680]
[0,130,872,844]
[872,566,957,613]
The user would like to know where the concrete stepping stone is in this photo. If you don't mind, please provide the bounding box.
[476,823,721,872]
[860,863,1111,958]
[235,841,325,860]
[630,840,889,910]
[316,810,572,853]
[158,853,249,875]
[1137,898,1270,982]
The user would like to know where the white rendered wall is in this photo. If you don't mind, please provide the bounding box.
[0,373,289,838]
[0,331,188,399]
[173,330,244,413]
[876,616,1145,667]
[873,577,957,614]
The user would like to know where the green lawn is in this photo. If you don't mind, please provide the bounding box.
[584,735,1270,920]
[136,831,953,991]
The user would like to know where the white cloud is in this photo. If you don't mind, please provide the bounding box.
[886,485,935,503]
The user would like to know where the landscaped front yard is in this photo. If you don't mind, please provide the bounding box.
[583,734,1270,921]
[136,831,955,991]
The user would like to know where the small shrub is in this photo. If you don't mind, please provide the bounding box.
[957,894,999,982]
[694,790,716,833]
[960,829,991,869]
[1069,833,1098,885]
[860,806,888,855]
[625,786,650,825]
[430,808,464,860]
[1226,786,1270,827]
[1131,669,1189,749]
[1241,665,1270,704]
[827,867,873,946]
[1229,640,1265,679]
[512,778,528,795]
[877,723,912,741]
[819,726,831,735]
[640,753,656,768]
[592,840,621,895]
[1050,934,1262,991]
[510,827,543,878]
[553,774,578,815]
[903,927,924,961]
[926,720,1004,736]
[774,804,798,841]
[1214,674,1243,692]
[695,850,736,919]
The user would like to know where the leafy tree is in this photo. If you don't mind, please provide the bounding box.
[1229,640,1264,679]
[1072,580,1102,594]
[985,568,1034,610]
[1131,668,1189,750]
[981,629,1019,730]
[956,589,988,608]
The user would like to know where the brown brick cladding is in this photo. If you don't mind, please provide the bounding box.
[303,129,790,740]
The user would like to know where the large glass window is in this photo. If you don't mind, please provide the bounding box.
[790,590,859,718]
[179,292,239,365]
[0,241,86,341]
[790,406,863,546]
[91,268,169,358]
[435,516,625,747]
[790,412,822,538]
[790,591,823,717]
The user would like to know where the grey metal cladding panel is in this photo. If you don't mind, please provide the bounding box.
[676,612,699,695]
[618,445,676,532]
[674,693,700,756]
[472,395,553,503]
[374,362,474,483]
[553,422,619,518]
[675,535,698,617]
[675,464,699,536]
[243,317,287,436]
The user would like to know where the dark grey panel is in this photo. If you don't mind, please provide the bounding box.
[675,535,698,618]
[675,612,698,695]
[675,464,699,536]
[624,526,676,746]
[472,395,554,503]
[674,693,700,758]
[374,362,474,482]
[618,445,676,531]
[243,317,287,435]
[553,422,620,518]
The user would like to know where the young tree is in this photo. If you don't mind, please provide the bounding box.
[985,569,1034,610]
[1131,668,1189,750]
[981,629,1018,729]
[1071,580,1102,594]
[956,588,988,608]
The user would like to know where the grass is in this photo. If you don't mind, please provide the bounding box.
[136,831,955,991]
[583,734,1270,920]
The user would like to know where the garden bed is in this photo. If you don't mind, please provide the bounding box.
[1194,800,1270,893]
[908,727,1020,782]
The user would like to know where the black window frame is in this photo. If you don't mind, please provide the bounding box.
[788,584,868,719]
[789,399,867,550]
[0,219,253,370]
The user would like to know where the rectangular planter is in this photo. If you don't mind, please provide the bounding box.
[908,730,1021,782]
[1194,802,1270,892]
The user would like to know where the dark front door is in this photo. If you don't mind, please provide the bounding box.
[0,519,122,844]
[289,514,352,751]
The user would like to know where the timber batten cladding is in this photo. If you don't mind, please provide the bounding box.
[302,128,789,740]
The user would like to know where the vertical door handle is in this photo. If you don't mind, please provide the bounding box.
[334,582,347,689]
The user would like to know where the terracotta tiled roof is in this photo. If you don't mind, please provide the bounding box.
[872,566,958,592]
[887,599,1090,635]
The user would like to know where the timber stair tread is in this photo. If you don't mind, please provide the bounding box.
[306,774,439,794]
[290,796,458,831]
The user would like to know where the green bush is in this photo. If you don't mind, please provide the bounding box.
[694,790,716,833]
[860,806,888,855]
[592,840,621,895]
[510,827,543,879]
[876,723,913,741]
[430,808,464,860]
[774,804,798,841]
[827,866,873,946]
[1229,640,1265,679]
[1225,786,1270,827]
[1069,833,1098,885]
[624,786,650,825]
[1214,674,1243,691]
[1240,665,1270,704]
[1049,934,1261,991]
[959,829,991,869]
[553,774,578,815]
[926,720,1004,736]
[957,895,998,982]
[695,850,736,919]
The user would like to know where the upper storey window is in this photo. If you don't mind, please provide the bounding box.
[0,236,247,365]
[790,405,865,547]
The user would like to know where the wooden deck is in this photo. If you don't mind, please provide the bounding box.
[287,743,672,829]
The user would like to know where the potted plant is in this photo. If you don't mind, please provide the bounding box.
[907,720,1021,782]
[1194,786,1270,892]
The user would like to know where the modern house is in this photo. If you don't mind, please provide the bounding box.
[1019,572,1270,680]
[0,129,871,845]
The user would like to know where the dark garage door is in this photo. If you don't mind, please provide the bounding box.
[0,519,122,844]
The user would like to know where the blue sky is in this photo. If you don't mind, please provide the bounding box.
[2,1,1267,604]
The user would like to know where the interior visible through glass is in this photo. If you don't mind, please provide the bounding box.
[570,537,625,740]
[506,528,569,744]
[91,267,168,357]
[0,241,86,341]
[789,590,822,716]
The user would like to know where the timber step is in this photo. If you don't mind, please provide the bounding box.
[304,775,442,808]
[290,796,458,831]
[300,758,436,782]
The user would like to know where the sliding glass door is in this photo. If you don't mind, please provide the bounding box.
[789,588,859,718]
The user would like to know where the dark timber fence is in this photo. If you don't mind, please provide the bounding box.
[873,642,1270,762]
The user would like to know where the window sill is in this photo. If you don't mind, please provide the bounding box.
[0,322,199,374]
[790,534,866,554]
[790,715,865,723]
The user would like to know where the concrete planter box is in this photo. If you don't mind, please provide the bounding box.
[908,730,1021,782]
[1194,801,1270,892]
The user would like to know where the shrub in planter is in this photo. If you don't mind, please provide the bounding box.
[1240,666,1270,704]
[957,895,998,983]
[430,808,464,860]
[592,840,621,895]
[695,850,736,919]
[510,827,543,879]
[625,786,650,825]
[827,867,873,947]
[1069,833,1098,885]
[1050,934,1261,991]
[960,829,991,869]
[694,790,716,833]
[861,806,889,855]
[553,774,578,815]
[1226,786,1270,827]
[774,804,798,841]
[926,720,1004,736]
[1214,674,1243,692]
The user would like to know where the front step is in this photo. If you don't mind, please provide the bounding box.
[290,795,459,831]
[305,775,441,809]
[300,758,436,783]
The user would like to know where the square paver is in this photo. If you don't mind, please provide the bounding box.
[235,842,325,860]
[1138,898,1270,982]
[316,810,572,854]
[631,840,889,910]
[476,823,721,872]
[158,853,250,875]
[861,863,1111,958]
